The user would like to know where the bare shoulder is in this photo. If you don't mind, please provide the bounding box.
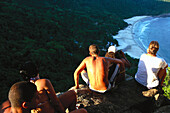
[82,56,92,62]
[35,79,51,88]
[35,78,50,83]
[84,56,91,60]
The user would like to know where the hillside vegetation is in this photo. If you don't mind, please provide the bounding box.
[0,0,170,103]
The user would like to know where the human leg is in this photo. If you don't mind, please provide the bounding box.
[58,90,77,112]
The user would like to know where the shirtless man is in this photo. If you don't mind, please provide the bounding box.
[3,81,39,113]
[74,44,125,93]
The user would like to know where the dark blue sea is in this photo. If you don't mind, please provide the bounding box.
[133,15,170,65]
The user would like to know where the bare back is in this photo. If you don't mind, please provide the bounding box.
[85,56,110,91]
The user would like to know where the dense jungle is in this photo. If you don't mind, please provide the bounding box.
[0,0,170,103]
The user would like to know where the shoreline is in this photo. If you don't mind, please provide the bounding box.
[112,15,151,59]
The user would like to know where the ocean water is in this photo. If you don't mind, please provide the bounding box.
[133,16,170,64]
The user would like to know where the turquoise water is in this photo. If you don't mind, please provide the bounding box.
[133,15,170,64]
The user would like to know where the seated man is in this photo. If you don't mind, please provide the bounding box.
[74,44,125,93]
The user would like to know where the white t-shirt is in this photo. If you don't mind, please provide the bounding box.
[135,54,167,89]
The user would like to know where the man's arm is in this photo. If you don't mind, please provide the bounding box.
[108,58,125,73]
[74,59,86,89]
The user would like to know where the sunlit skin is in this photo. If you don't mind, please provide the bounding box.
[74,52,125,91]
[33,78,64,113]
[0,100,11,113]
[30,78,79,113]
[30,78,88,113]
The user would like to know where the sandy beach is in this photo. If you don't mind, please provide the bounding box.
[113,16,150,59]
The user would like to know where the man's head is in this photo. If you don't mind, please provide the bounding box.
[148,41,159,55]
[20,61,39,81]
[8,81,38,110]
[89,44,100,55]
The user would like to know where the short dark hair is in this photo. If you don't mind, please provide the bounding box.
[89,44,100,55]
[20,61,39,81]
[148,41,159,55]
[8,81,37,108]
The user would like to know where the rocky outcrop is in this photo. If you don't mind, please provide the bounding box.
[70,78,170,113]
